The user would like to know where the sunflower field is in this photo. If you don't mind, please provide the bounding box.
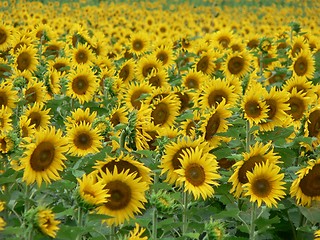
[0,0,320,239]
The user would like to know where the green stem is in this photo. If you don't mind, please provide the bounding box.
[152,207,157,240]
[245,120,251,152]
[119,129,127,149]
[110,225,115,240]
[76,207,83,240]
[249,202,257,240]
[182,191,188,235]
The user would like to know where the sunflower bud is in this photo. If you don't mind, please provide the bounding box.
[149,190,177,215]
[204,218,226,240]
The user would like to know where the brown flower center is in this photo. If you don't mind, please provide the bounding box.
[185,163,205,186]
[17,52,32,72]
[74,132,92,150]
[299,164,320,197]
[205,113,220,141]
[293,57,308,76]
[72,75,89,95]
[30,142,55,171]
[244,100,262,118]
[252,178,271,197]
[75,49,88,64]
[151,102,169,126]
[228,56,244,75]
[0,29,7,44]
[104,180,131,210]
[238,155,265,184]
[197,56,209,73]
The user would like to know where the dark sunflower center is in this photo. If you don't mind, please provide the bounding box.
[156,51,168,64]
[244,100,261,118]
[228,56,244,75]
[307,110,320,137]
[176,92,190,112]
[110,113,120,127]
[265,99,277,120]
[142,64,156,78]
[130,90,147,109]
[133,40,143,51]
[30,141,55,171]
[119,65,130,81]
[75,50,88,64]
[25,87,37,104]
[17,52,32,72]
[28,112,42,129]
[219,38,230,48]
[286,96,305,120]
[0,94,8,107]
[185,163,206,186]
[186,121,196,136]
[185,77,199,89]
[293,57,308,76]
[105,180,132,210]
[291,45,302,57]
[151,102,169,126]
[205,113,220,140]
[53,62,67,72]
[74,132,92,150]
[0,138,7,152]
[252,178,271,197]
[208,90,226,108]
[14,42,26,54]
[299,164,320,197]
[197,56,209,73]
[100,160,140,179]
[149,75,161,87]
[171,147,189,170]
[0,29,7,44]
[238,155,265,184]
[247,39,259,49]
[72,76,89,95]
[22,126,29,138]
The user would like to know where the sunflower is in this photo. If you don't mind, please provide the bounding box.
[23,77,47,104]
[283,76,315,99]
[66,65,99,104]
[246,33,260,50]
[290,159,320,207]
[77,173,110,207]
[198,77,237,109]
[69,42,94,66]
[19,115,36,140]
[117,58,135,85]
[47,69,62,95]
[48,57,70,76]
[43,39,64,58]
[241,83,269,126]
[182,69,208,90]
[124,81,153,110]
[10,31,32,55]
[152,44,175,69]
[19,127,68,186]
[0,106,12,133]
[200,100,232,148]
[212,28,234,50]
[0,133,14,154]
[285,88,311,129]
[96,167,148,226]
[93,153,152,185]
[315,230,320,240]
[195,50,217,75]
[0,217,5,231]
[0,23,13,51]
[259,87,290,131]
[223,50,252,79]
[289,35,309,58]
[304,106,320,148]
[128,223,148,240]
[135,55,162,82]
[160,136,212,185]
[264,62,288,86]
[14,45,38,73]
[180,110,201,137]
[66,122,102,157]
[65,107,97,130]
[175,147,220,200]
[243,161,286,208]
[146,67,170,88]
[36,208,61,238]
[174,87,193,113]
[289,50,315,80]
[150,94,180,128]
[134,104,153,151]
[229,141,281,198]
[24,102,51,131]
[128,32,149,56]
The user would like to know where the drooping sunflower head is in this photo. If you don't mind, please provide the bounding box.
[243,161,286,208]
[229,141,281,198]
[223,50,252,79]
[66,122,102,157]
[175,146,220,200]
[290,159,320,207]
[36,208,61,238]
[96,167,148,226]
[66,65,99,104]
[195,50,217,75]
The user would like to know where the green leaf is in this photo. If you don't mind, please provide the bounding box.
[299,205,320,224]
[87,213,112,222]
